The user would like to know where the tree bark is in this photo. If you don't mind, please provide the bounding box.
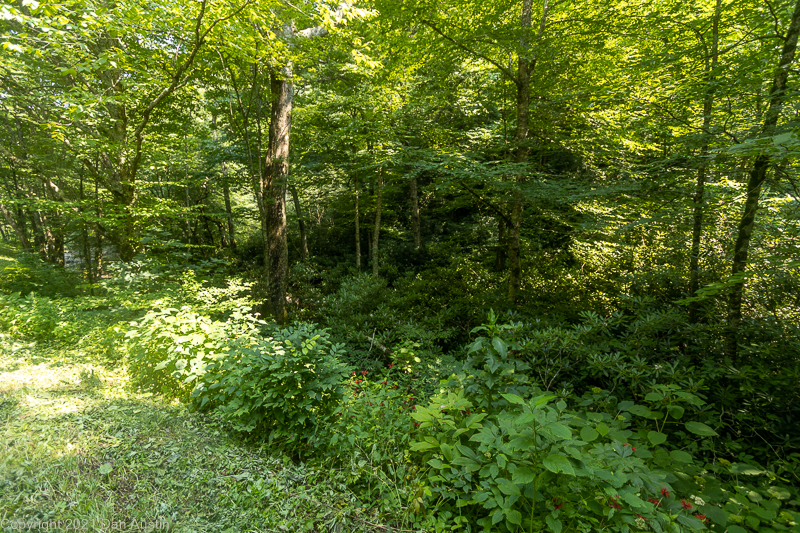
[0,204,32,252]
[507,0,538,304]
[222,161,236,251]
[289,183,308,262]
[725,0,800,358]
[355,173,361,272]
[80,176,94,286]
[372,167,383,278]
[262,65,292,325]
[689,0,721,323]
[410,174,421,250]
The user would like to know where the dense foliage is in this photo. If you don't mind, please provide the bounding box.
[1,0,800,530]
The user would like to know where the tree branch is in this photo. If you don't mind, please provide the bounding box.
[420,20,517,83]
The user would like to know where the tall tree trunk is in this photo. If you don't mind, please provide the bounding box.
[222,161,236,251]
[372,167,383,278]
[95,177,103,278]
[29,210,47,260]
[410,174,421,250]
[290,184,308,262]
[0,204,32,252]
[725,0,800,358]
[355,173,361,272]
[689,0,721,323]
[80,177,94,287]
[184,137,192,243]
[508,0,538,304]
[262,65,292,325]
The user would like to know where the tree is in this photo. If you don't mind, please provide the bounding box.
[725,0,800,358]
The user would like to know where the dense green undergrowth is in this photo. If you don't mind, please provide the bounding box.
[1,245,799,532]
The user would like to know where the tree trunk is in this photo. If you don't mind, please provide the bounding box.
[410,174,421,250]
[507,0,537,304]
[688,0,721,323]
[262,65,292,325]
[0,204,32,252]
[355,173,361,272]
[80,177,94,287]
[372,167,383,278]
[725,0,800,358]
[222,161,236,251]
[290,184,308,262]
[184,137,192,243]
[95,177,103,278]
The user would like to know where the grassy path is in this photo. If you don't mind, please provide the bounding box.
[0,337,385,533]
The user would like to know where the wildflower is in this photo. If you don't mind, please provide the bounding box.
[681,499,693,510]
[388,364,395,368]
[648,498,661,506]
[690,495,705,506]
[354,379,362,384]
[632,446,637,452]
[393,385,397,389]
[413,422,421,427]
[409,405,416,410]
[695,513,709,524]
[352,371,356,376]
[553,498,563,510]
[361,370,368,376]
[660,488,670,498]
[381,380,387,385]
[635,516,646,529]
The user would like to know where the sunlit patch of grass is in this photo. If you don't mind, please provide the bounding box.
[0,338,390,533]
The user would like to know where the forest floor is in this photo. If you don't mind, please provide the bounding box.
[0,337,386,533]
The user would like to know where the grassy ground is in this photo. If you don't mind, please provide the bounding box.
[0,335,393,533]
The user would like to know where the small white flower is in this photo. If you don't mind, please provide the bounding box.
[691,495,705,506]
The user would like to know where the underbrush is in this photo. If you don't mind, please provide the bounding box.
[1,246,799,532]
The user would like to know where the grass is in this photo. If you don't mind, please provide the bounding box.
[0,334,399,533]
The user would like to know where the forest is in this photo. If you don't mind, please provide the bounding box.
[0,0,799,531]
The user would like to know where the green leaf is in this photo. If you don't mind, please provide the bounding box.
[730,463,764,475]
[620,492,646,508]
[668,405,685,419]
[580,426,599,442]
[543,454,575,476]
[645,392,662,402]
[699,505,727,526]
[506,509,522,525]
[498,480,520,496]
[685,421,718,437]
[98,463,113,475]
[545,422,572,440]
[533,395,555,407]
[596,422,609,436]
[512,467,535,484]
[669,450,693,463]
[491,337,507,358]
[501,393,525,405]
[677,514,706,530]
[726,526,747,533]
[627,405,651,417]
[648,431,667,445]
[545,515,562,533]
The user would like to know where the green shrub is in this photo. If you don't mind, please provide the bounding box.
[405,313,800,532]
[191,323,349,442]
[124,306,263,400]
